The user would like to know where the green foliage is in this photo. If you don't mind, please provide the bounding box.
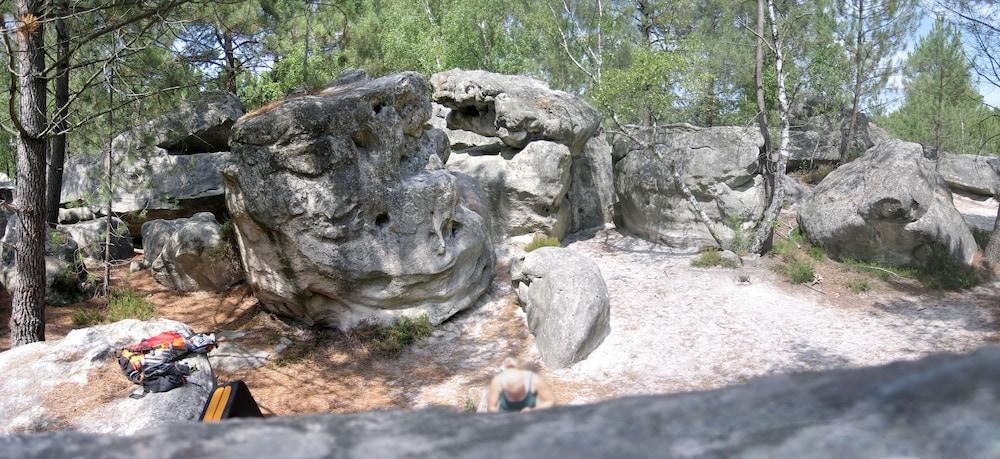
[105,288,156,322]
[71,308,104,327]
[842,257,918,281]
[972,227,992,250]
[916,245,982,291]
[880,18,1000,155]
[524,235,560,252]
[782,258,816,284]
[846,278,872,294]
[350,316,434,358]
[723,215,750,255]
[690,249,738,269]
[808,246,826,262]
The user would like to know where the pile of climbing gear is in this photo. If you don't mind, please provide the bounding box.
[118,330,216,397]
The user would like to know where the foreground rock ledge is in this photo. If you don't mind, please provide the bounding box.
[5,347,1000,458]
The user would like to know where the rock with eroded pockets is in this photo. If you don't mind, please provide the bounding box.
[512,247,610,368]
[0,319,213,434]
[936,152,1000,196]
[6,347,1000,457]
[0,219,93,306]
[224,71,494,330]
[60,93,243,235]
[431,70,614,237]
[141,213,242,292]
[57,217,133,262]
[613,124,767,249]
[799,139,977,268]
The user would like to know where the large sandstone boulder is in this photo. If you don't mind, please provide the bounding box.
[936,152,1000,196]
[141,213,242,292]
[0,219,93,306]
[8,347,1000,457]
[613,124,767,249]
[512,247,610,368]
[57,217,133,262]
[0,319,213,434]
[60,93,243,235]
[224,71,494,330]
[799,139,978,268]
[431,70,614,237]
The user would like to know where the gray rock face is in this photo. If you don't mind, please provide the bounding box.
[613,124,767,249]
[0,219,93,306]
[0,319,213,435]
[141,213,242,292]
[799,139,978,268]
[60,93,243,235]
[936,152,1000,196]
[512,247,610,368]
[7,347,1000,458]
[224,72,494,330]
[448,141,572,237]
[431,70,614,236]
[57,217,133,262]
[787,110,882,164]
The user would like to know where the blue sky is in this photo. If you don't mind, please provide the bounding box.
[888,10,1000,111]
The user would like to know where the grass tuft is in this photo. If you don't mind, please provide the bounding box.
[782,258,816,284]
[349,316,434,358]
[463,398,478,413]
[524,234,560,252]
[846,278,872,294]
[71,308,104,326]
[691,249,738,269]
[105,287,155,322]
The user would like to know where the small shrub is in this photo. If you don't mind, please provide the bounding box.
[972,227,991,250]
[350,316,434,358]
[723,215,749,255]
[782,258,816,284]
[463,398,477,413]
[846,278,871,294]
[771,237,797,259]
[808,246,826,262]
[691,249,737,268]
[220,218,236,242]
[71,308,104,326]
[105,288,155,322]
[917,245,982,291]
[524,234,560,252]
[802,164,835,185]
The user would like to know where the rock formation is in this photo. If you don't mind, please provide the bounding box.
[6,346,1000,458]
[57,217,133,263]
[613,124,767,249]
[224,71,494,330]
[936,152,1000,197]
[0,319,212,434]
[0,218,93,306]
[512,247,610,368]
[60,92,243,235]
[141,213,243,292]
[799,139,977,268]
[431,70,614,238]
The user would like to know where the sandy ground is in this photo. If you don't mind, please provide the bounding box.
[2,225,998,416]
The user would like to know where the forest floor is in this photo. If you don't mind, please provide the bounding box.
[1,199,998,416]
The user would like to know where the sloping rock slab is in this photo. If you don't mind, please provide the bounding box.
[5,347,1000,458]
[937,152,1000,196]
[0,319,213,434]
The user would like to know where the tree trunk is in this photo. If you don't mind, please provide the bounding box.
[750,0,791,254]
[45,2,70,227]
[841,0,865,164]
[755,0,773,190]
[103,38,116,295]
[222,27,237,94]
[10,0,49,346]
[986,194,1000,266]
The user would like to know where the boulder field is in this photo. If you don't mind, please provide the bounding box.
[223,71,495,330]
